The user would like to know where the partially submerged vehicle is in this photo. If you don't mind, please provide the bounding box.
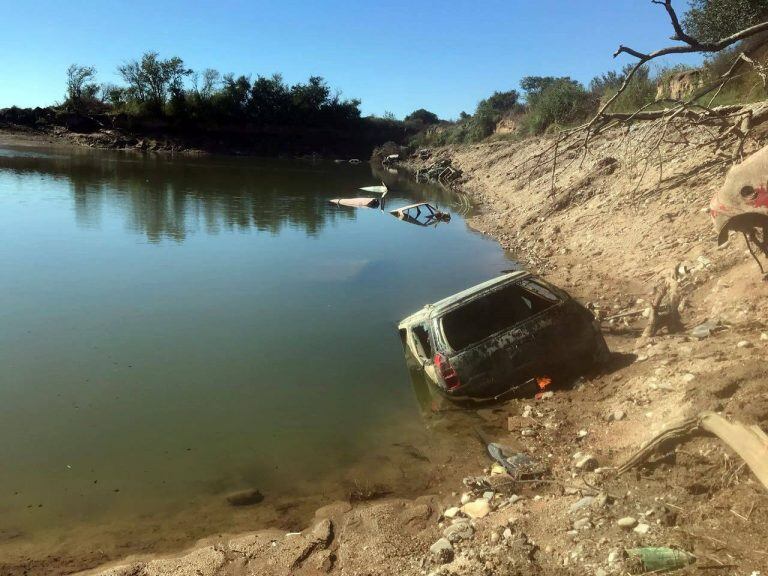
[398,271,608,400]
[329,186,388,209]
[390,202,451,227]
[329,197,381,208]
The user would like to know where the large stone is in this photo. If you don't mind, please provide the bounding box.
[461,499,491,519]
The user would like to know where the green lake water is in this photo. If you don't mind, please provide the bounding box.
[0,144,513,569]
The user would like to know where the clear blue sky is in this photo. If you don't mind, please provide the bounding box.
[0,0,702,119]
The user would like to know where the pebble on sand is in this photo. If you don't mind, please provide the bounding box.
[617,516,637,529]
[444,506,462,519]
[461,499,491,519]
[633,523,650,535]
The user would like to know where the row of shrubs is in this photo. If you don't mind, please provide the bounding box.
[64,53,370,131]
[410,41,768,148]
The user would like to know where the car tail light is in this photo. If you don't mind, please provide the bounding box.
[434,353,461,390]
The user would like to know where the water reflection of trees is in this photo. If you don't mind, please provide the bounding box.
[0,149,367,242]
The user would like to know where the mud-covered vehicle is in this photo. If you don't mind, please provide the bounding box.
[398,271,609,400]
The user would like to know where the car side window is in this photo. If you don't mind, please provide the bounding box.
[519,279,561,303]
[412,324,433,359]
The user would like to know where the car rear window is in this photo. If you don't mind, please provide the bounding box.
[440,281,558,351]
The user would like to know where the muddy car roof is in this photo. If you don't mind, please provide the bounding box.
[400,271,530,326]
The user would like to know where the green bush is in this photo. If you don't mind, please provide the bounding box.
[520,77,595,134]
[404,108,440,124]
[602,65,658,112]
[683,0,768,42]
[407,89,521,147]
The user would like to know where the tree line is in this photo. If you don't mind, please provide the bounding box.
[57,0,768,149]
[64,52,362,129]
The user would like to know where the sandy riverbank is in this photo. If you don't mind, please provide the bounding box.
[5,120,768,575]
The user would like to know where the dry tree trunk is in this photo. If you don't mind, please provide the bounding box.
[643,275,683,338]
[618,411,768,492]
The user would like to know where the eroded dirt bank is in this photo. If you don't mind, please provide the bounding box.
[11,121,768,575]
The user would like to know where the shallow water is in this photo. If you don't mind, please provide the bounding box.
[0,145,513,566]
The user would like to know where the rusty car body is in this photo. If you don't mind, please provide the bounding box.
[398,271,608,400]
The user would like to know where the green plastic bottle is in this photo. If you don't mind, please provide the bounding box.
[626,547,696,573]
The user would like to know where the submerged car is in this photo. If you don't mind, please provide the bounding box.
[398,271,608,400]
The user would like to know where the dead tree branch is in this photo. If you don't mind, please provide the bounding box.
[619,411,768,493]
[598,0,768,124]
[509,0,768,199]
[642,273,683,337]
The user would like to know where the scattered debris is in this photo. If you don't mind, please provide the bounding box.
[487,443,545,480]
[415,158,462,184]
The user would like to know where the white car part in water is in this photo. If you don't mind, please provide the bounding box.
[359,183,388,194]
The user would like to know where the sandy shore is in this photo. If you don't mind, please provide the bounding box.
[4,123,768,575]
